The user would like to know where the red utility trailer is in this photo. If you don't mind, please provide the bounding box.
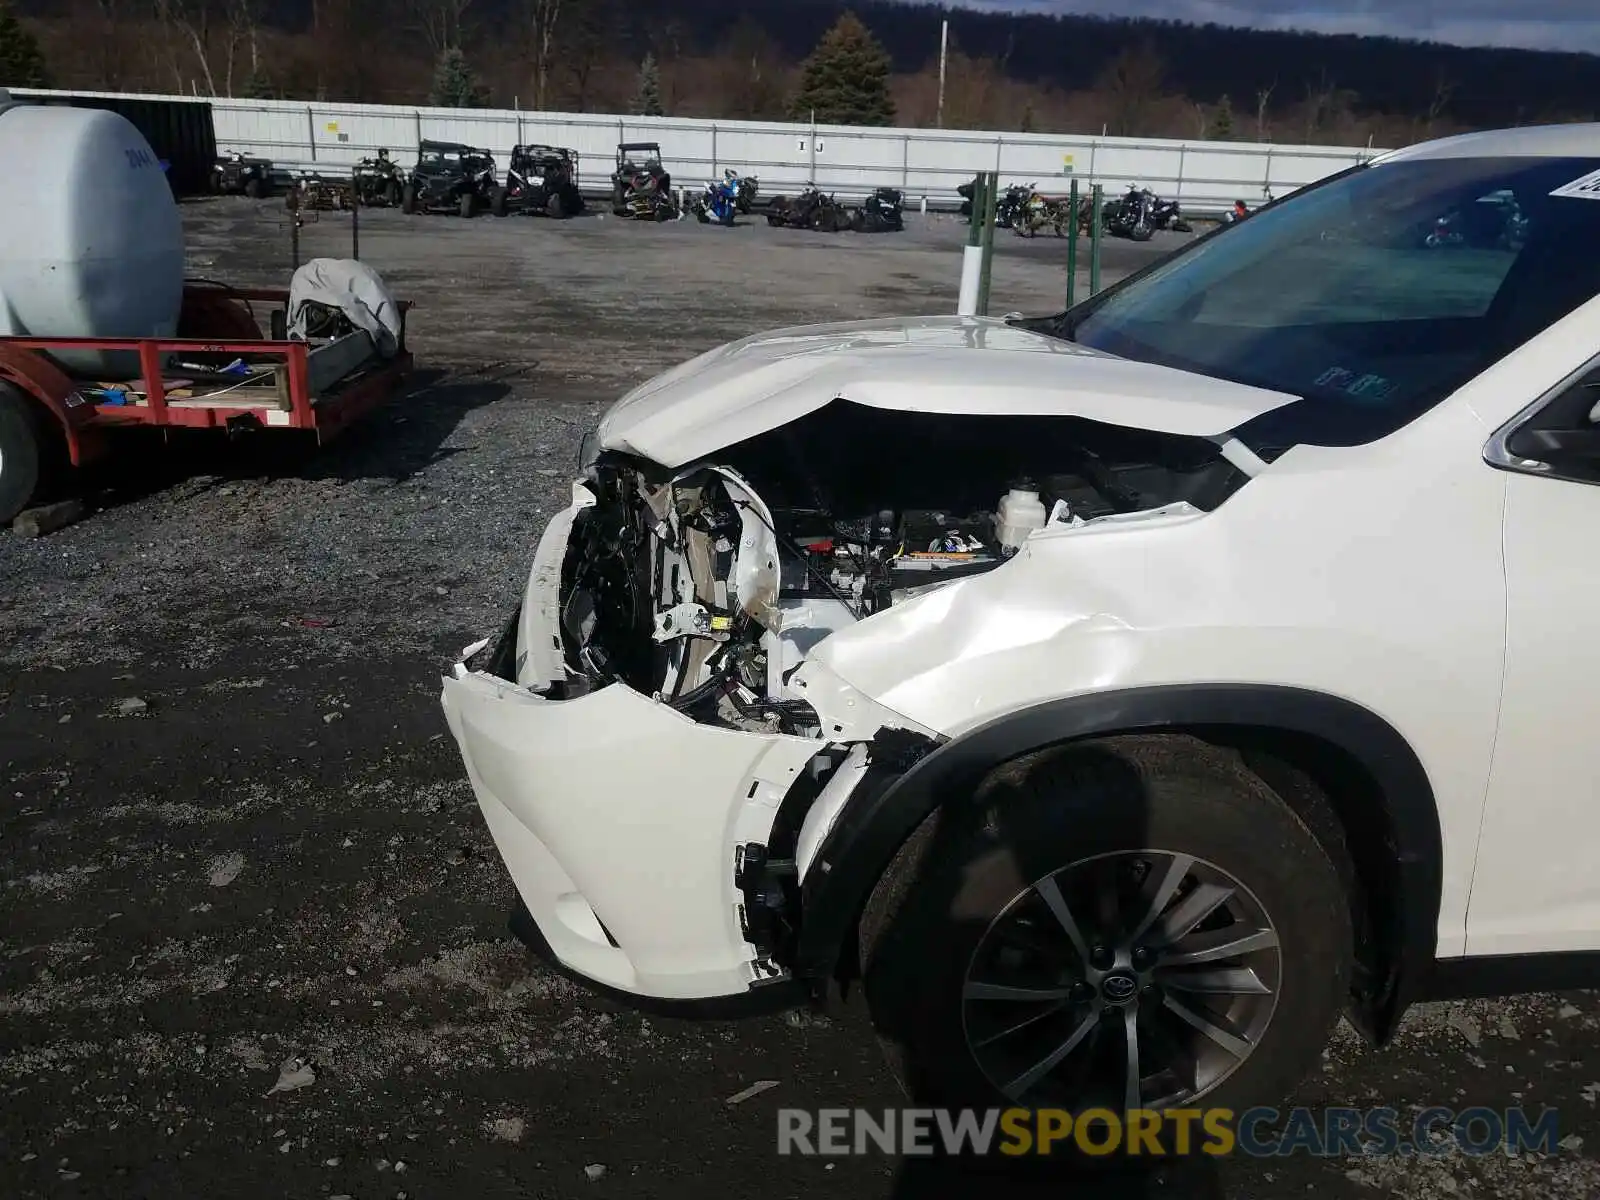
[0,281,414,525]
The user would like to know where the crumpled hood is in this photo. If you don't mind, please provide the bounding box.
[595,315,1299,468]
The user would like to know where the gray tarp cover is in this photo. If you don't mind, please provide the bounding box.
[286,258,402,358]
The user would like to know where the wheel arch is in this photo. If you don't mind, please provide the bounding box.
[0,346,89,469]
[793,683,1443,1046]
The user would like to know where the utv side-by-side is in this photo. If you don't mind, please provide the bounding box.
[610,142,672,216]
[505,144,585,218]
[402,140,506,218]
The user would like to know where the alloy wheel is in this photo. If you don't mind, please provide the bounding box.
[961,849,1282,1112]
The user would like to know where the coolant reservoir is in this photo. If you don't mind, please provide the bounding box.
[995,485,1048,553]
[0,95,185,377]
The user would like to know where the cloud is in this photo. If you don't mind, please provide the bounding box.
[948,0,1600,55]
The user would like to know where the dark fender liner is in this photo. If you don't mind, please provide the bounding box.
[793,683,1443,1043]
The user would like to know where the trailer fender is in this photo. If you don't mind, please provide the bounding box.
[0,345,101,467]
[178,288,264,341]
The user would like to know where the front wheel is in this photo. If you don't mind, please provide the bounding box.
[401,184,417,214]
[0,384,46,525]
[859,734,1351,1127]
[459,192,476,219]
[491,186,508,218]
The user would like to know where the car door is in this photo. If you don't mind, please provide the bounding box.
[1469,346,1600,956]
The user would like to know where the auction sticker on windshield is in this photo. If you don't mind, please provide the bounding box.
[1550,168,1600,200]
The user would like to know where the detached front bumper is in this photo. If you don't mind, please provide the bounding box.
[440,665,823,1001]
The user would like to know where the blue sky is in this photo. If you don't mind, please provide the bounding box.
[951,1,1600,55]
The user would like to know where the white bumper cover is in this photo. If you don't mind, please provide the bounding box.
[441,669,823,998]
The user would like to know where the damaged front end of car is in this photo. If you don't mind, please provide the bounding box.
[442,402,1271,1011]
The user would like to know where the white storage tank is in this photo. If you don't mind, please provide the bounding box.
[0,91,185,377]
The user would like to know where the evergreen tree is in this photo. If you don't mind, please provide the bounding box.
[428,47,485,108]
[0,1,49,89]
[788,11,895,127]
[1212,93,1235,139]
[243,73,278,100]
[1020,103,1036,133]
[631,54,664,117]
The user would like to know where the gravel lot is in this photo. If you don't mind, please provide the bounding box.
[3,198,1599,1200]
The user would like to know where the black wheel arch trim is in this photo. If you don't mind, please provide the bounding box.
[792,682,1443,1044]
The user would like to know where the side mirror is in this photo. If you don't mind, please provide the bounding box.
[1504,425,1600,466]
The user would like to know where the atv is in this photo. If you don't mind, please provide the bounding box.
[610,142,671,216]
[352,149,405,208]
[505,144,584,218]
[766,187,850,232]
[402,140,506,218]
[213,152,273,198]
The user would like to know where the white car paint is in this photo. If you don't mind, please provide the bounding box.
[595,315,1300,468]
[442,131,1600,1007]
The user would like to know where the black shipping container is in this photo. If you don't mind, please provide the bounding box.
[26,94,218,198]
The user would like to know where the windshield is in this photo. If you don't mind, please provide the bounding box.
[1059,154,1600,448]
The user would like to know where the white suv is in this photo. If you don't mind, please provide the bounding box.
[442,125,1600,1117]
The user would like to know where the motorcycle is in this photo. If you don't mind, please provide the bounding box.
[616,169,678,221]
[1015,191,1076,238]
[766,187,850,232]
[850,186,904,233]
[1104,185,1191,240]
[726,169,759,214]
[959,177,1035,230]
[995,183,1035,229]
[1424,190,1528,250]
[691,173,740,225]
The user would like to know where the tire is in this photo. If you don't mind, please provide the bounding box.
[1129,221,1153,242]
[0,385,45,525]
[459,192,476,219]
[243,176,263,199]
[401,185,416,214]
[858,733,1351,1137]
[491,186,508,218]
[546,192,566,219]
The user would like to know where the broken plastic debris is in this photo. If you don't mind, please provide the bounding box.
[207,853,245,888]
[486,1117,525,1143]
[725,1080,780,1105]
[264,1056,317,1096]
[115,697,149,716]
[584,1164,606,1181]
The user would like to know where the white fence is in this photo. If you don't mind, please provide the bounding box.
[11,87,1384,214]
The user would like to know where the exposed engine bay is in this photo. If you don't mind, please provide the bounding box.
[553,401,1250,733]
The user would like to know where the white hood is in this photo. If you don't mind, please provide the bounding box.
[596,315,1300,467]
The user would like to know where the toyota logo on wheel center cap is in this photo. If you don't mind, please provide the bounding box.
[1100,973,1139,1005]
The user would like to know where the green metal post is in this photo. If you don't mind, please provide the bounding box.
[1066,177,1079,310]
[966,174,987,247]
[976,171,999,315]
[1089,183,1103,295]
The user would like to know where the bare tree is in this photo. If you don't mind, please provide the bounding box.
[153,0,219,96]
[1096,42,1166,137]
[1424,71,1455,136]
[1255,79,1276,141]
[522,0,564,109]
[1302,69,1339,141]
[411,0,473,56]
[221,0,262,96]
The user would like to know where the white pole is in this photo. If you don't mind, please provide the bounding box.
[809,109,817,184]
[936,21,949,130]
[957,245,983,316]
